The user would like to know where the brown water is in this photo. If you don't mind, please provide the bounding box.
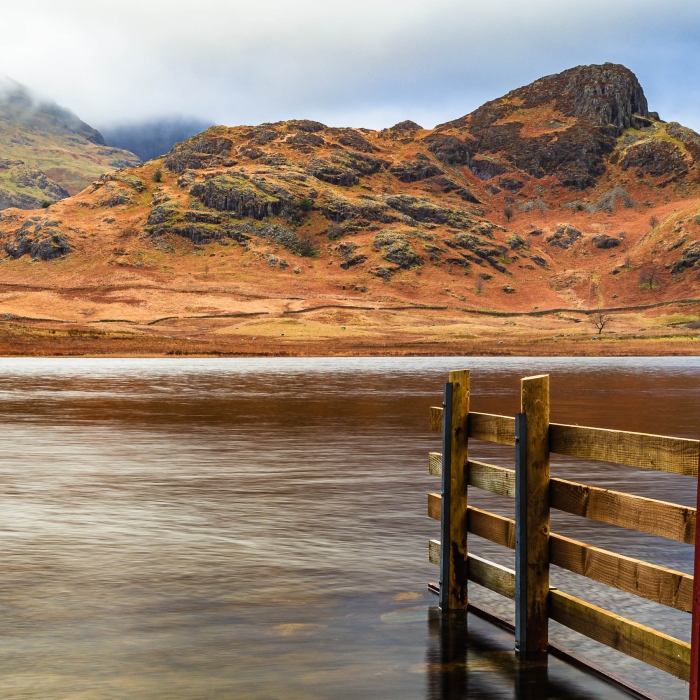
[0,356,698,699]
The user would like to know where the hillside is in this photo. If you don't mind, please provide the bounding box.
[0,81,140,209]
[2,62,700,357]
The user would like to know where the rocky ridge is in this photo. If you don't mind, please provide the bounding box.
[2,63,700,322]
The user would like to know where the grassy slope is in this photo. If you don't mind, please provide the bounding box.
[1,101,700,355]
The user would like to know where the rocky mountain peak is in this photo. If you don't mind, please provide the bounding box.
[528,62,649,130]
[428,63,659,189]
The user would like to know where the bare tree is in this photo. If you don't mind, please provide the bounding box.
[475,276,483,294]
[649,214,659,229]
[624,254,632,269]
[504,205,514,222]
[639,264,660,289]
[589,312,613,334]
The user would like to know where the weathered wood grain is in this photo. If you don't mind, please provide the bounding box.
[431,494,693,610]
[519,374,550,658]
[428,453,516,497]
[549,589,691,681]
[468,412,516,445]
[550,533,693,613]
[447,370,470,609]
[468,506,516,549]
[468,554,516,600]
[429,406,443,432]
[550,423,699,477]
[429,539,441,566]
[470,459,516,498]
[550,476,696,544]
[427,540,515,600]
[428,452,442,477]
[428,492,442,521]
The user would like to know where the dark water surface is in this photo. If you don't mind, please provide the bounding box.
[0,357,698,699]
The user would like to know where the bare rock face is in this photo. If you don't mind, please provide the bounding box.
[432,63,651,189]
[390,157,444,183]
[547,224,582,249]
[621,140,688,178]
[592,233,621,249]
[165,133,234,172]
[373,231,423,268]
[190,173,288,218]
[4,218,71,260]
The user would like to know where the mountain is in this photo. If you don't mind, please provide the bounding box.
[0,80,140,209]
[2,63,700,356]
[100,117,214,161]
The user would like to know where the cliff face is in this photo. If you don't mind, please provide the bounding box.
[429,63,661,189]
[0,82,140,208]
[1,63,700,330]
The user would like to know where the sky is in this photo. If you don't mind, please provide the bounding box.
[1,0,700,132]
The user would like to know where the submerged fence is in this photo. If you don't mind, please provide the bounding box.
[427,370,700,696]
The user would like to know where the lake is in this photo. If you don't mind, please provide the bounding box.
[0,356,698,698]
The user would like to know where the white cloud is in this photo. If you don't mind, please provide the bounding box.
[1,0,699,130]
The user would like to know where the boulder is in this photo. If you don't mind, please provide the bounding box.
[592,234,620,249]
[547,224,582,249]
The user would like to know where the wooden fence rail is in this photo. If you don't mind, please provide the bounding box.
[426,370,700,693]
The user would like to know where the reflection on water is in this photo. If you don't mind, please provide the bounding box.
[0,356,698,698]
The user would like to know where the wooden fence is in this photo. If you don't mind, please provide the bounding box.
[427,369,700,696]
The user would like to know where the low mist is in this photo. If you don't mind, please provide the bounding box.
[100,117,214,162]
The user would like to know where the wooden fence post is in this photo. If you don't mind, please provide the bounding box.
[689,447,700,699]
[440,369,470,610]
[516,374,550,659]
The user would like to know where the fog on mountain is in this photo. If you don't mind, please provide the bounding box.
[100,118,214,162]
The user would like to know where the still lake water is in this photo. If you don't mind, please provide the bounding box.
[0,356,698,699]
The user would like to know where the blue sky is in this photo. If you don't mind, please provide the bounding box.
[2,0,700,131]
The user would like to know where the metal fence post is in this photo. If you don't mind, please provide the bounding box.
[439,381,453,612]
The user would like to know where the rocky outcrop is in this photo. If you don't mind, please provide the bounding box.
[373,231,423,268]
[390,153,443,183]
[319,191,402,224]
[430,176,481,203]
[337,241,367,269]
[470,157,510,181]
[0,160,70,209]
[331,128,377,153]
[190,173,287,218]
[433,63,651,189]
[307,158,358,187]
[671,242,700,273]
[592,234,620,249]
[95,184,134,208]
[165,134,234,172]
[621,140,688,178]
[666,123,700,162]
[443,232,508,271]
[4,218,71,260]
[381,194,473,228]
[547,224,582,249]
[423,133,473,165]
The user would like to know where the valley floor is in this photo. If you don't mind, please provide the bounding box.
[2,294,699,357]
